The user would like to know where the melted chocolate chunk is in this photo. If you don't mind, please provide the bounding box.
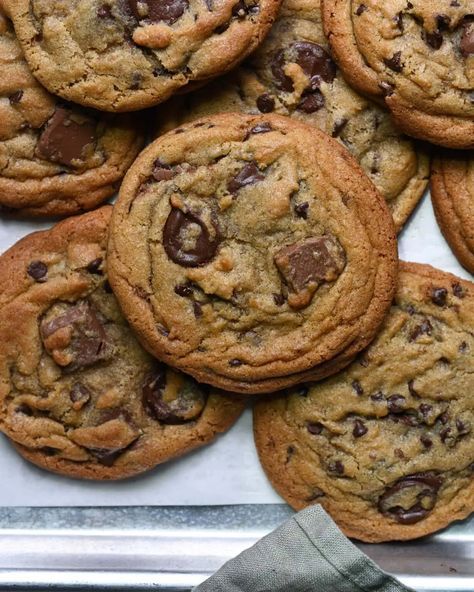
[142,364,207,424]
[41,301,111,371]
[228,162,264,194]
[272,42,336,93]
[431,287,447,306]
[27,260,48,282]
[37,107,97,167]
[88,447,128,466]
[297,91,325,113]
[274,236,346,309]
[128,0,188,25]
[378,472,442,524]
[163,207,221,268]
[461,23,474,56]
[384,51,403,72]
[353,419,368,438]
[256,93,275,113]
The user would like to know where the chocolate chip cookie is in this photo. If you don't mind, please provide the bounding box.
[322,0,474,149]
[0,11,143,217]
[0,207,244,480]
[157,0,430,232]
[431,152,474,275]
[254,262,474,542]
[3,0,281,113]
[108,113,398,394]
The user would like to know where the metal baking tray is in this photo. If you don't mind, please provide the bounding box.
[0,504,473,591]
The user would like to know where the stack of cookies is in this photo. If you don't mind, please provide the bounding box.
[0,0,472,544]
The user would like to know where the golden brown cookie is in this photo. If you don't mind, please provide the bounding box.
[321,0,474,149]
[108,113,398,394]
[2,0,281,112]
[254,262,474,542]
[0,11,143,217]
[431,152,474,275]
[0,207,245,480]
[157,0,430,232]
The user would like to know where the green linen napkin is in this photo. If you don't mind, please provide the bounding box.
[194,505,414,592]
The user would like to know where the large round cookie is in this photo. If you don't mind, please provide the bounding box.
[2,0,281,113]
[321,0,474,149]
[157,0,430,232]
[254,262,474,542]
[432,152,474,275]
[0,11,143,217]
[0,207,244,480]
[108,113,398,394]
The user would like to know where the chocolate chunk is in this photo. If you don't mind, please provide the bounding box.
[229,358,243,367]
[419,403,433,419]
[438,411,449,425]
[294,202,309,219]
[274,236,346,309]
[256,93,275,113]
[306,488,325,501]
[88,447,127,466]
[440,427,452,443]
[371,391,384,401]
[355,4,367,15]
[41,301,111,371]
[273,293,286,306]
[142,364,207,424]
[378,472,442,524]
[307,421,323,435]
[232,0,258,17]
[461,23,474,56]
[395,11,404,31]
[408,379,419,398]
[193,301,203,318]
[247,122,273,136]
[86,258,103,275]
[387,394,406,413]
[9,90,23,104]
[431,287,447,306]
[459,341,468,353]
[174,283,193,297]
[332,118,348,137]
[152,159,176,182]
[424,30,443,49]
[163,207,221,268]
[27,260,48,282]
[41,447,59,456]
[98,5,112,18]
[272,42,336,93]
[296,386,309,397]
[130,72,142,90]
[15,404,33,416]
[329,460,345,475]
[456,419,471,436]
[128,0,188,25]
[452,283,465,298]
[378,81,394,96]
[409,318,433,342]
[37,107,97,167]
[297,91,325,113]
[352,380,364,396]
[353,419,368,438]
[70,383,91,410]
[228,162,264,194]
[384,51,403,72]
[420,435,433,449]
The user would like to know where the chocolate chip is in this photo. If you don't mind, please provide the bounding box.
[297,91,325,113]
[353,419,368,438]
[332,118,348,137]
[387,394,406,413]
[409,319,433,342]
[459,341,468,353]
[27,260,48,282]
[256,93,275,113]
[15,404,33,416]
[228,162,264,194]
[41,301,111,371]
[408,380,418,397]
[294,202,309,219]
[461,22,474,56]
[406,304,416,315]
[86,258,103,275]
[232,0,258,17]
[395,11,404,31]
[296,386,309,397]
[174,283,193,297]
[371,391,384,402]
[273,293,286,306]
[98,5,112,18]
[41,447,59,456]
[440,427,452,443]
[384,51,403,72]
[352,380,364,396]
[419,403,433,419]
[36,107,97,167]
[431,287,447,306]
[142,364,206,424]
[128,0,188,25]
[355,4,367,15]
[274,236,346,309]
[456,419,471,436]
[307,421,323,435]
[438,411,449,425]
[420,435,433,449]
[329,460,345,475]
[193,301,203,318]
[70,383,91,406]
[130,72,142,90]
[286,445,295,462]
[271,42,336,93]
[378,472,442,524]
[152,159,176,182]
[9,90,23,104]
[451,0,460,5]
[452,282,465,298]
[229,359,243,367]
[247,122,273,136]
[378,81,394,96]
[306,488,325,501]
[89,447,127,466]
[424,30,443,49]
[394,448,405,459]
[163,207,221,268]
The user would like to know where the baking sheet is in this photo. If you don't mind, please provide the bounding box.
[0,189,471,507]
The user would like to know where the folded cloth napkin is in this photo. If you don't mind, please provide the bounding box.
[194,505,414,592]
